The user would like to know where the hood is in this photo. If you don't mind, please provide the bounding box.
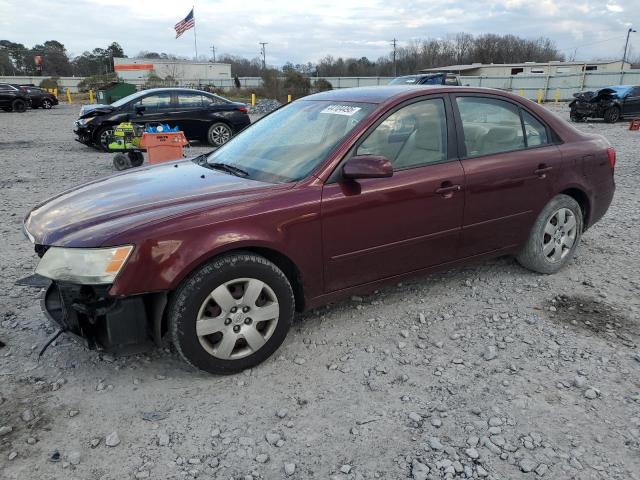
[573,86,632,103]
[79,103,114,117]
[24,159,281,247]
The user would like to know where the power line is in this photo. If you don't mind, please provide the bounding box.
[259,42,268,70]
[556,35,627,52]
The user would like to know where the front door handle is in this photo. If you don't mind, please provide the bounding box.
[435,183,462,197]
[534,164,553,178]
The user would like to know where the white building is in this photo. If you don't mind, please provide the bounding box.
[421,60,632,76]
[113,58,231,83]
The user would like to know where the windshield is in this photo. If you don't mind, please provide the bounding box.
[389,76,420,85]
[205,100,374,183]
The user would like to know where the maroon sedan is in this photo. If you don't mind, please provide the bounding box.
[24,86,615,374]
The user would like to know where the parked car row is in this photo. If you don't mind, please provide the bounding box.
[24,85,615,374]
[0,83,59,112]
[74,88,251,150]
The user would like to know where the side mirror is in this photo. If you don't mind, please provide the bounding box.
[135,105,146,115]
[342,155,393,180]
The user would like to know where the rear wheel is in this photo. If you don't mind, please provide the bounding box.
[128,151,144,167]
[516,194,583,274]
[207,122,233,147]
[168,252,294,374]
[603,106,620,123]
[41,99,53,109]
[11,99,26,113]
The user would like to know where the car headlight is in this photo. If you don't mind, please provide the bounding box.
[77,117,94,126]
[36,246,133,284]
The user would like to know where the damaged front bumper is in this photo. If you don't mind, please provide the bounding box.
[73,121,94,145]
[41,281,162,355]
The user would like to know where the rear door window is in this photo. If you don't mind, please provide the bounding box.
[177,92,204,108]
[456,97,525,156]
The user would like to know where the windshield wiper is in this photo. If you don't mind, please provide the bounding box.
[208,162,250,177]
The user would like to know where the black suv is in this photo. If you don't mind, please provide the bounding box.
[0,83,31,112]
[74,87,251,150]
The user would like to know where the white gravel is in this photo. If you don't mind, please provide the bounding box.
[0,103,639,479]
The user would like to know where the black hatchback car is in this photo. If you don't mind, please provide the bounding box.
[74,88,250,150]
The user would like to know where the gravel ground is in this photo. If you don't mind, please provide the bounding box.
[0,103,639,480]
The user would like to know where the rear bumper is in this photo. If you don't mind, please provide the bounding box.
[42,281,153,354]
[589,178,615,228]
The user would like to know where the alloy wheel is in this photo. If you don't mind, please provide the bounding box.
[210,125,231,146]
[542,207,577,263]
[196,278,279,360]
[42,100,52,109]
[99,129,114,150]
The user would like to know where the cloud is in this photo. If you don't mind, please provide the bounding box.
[606,2,624,13]
[2,0,637,65]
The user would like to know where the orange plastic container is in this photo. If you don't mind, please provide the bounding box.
[140,132,189,164]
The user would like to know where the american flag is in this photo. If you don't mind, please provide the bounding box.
[174,9,195,38]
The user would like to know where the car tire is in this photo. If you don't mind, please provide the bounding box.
[569,111,585,122]
[12,99,26,113]
[113,153,132,171]
[168,252,295,375]
[207,122,233,147]
[41,99,53,109]
[516,194,583,274]
[603,106,620,123]
[95,126,115,151]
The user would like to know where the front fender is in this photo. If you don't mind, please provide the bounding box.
[108,187,324,300]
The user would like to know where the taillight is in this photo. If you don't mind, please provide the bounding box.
[238,106,247,113]
[606,147,616,169]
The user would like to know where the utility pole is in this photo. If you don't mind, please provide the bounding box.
[211,44,216,62]
[391,38,397,77]
[259,42,268,70]
[622,27,636,71]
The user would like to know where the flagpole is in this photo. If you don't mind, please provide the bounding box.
[192,6,198,60]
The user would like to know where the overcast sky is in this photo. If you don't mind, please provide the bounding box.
[0,0,638,65]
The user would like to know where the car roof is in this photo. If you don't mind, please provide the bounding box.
[137,87,216,94]
[304,85,500,104]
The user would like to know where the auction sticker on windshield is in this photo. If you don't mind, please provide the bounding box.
[320,105,362,116]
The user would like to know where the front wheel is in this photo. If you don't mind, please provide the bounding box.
[569,110,585,122]
[95,126,115,151]
[207,122,233,147]
[168,252,295,374]
[516,194,583,274]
